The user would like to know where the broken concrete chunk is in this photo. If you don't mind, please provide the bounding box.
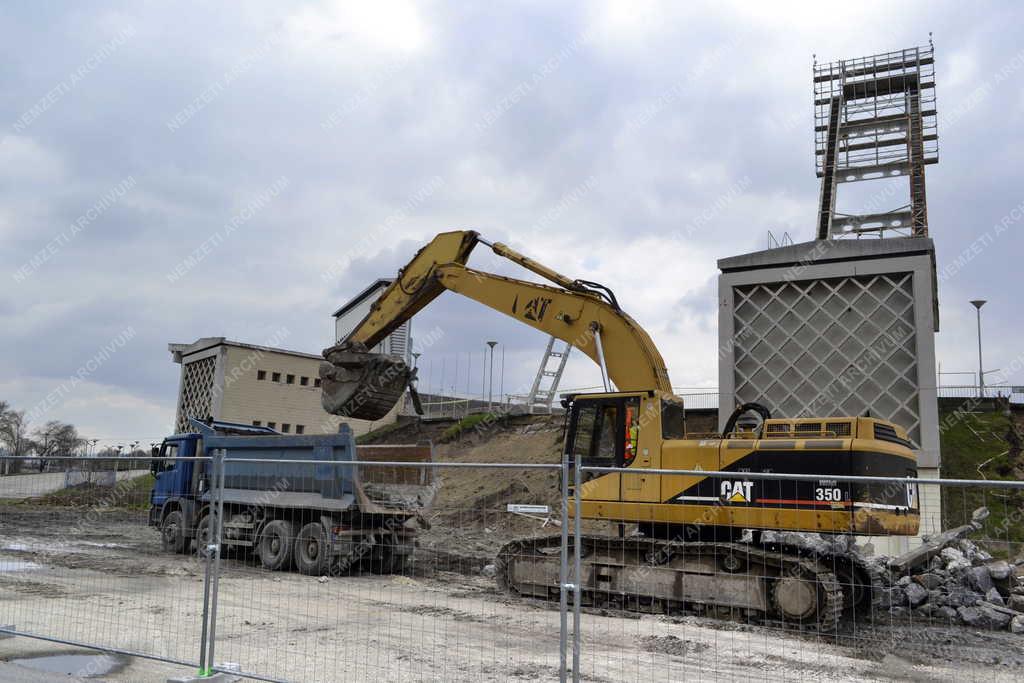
[958,604,1012,630]
[878,587,907,609]
[940,547,965,564]
[897,575,913,587]
[904,582,928,607]
[945,587,983,608]
[914,604,935,618]
[1011,615,1024,634]
[985,587,1005,607]
[1008,594,1024,613]
[988,560,1013,581]
[935,605,958,621]
[971,506,991,525]
[968,565,995,593]
[913,573,944,590]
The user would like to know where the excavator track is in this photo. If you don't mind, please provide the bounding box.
[495,535,844,633]
[764,537,886,618]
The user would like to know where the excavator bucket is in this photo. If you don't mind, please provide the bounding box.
[320,342,414,421]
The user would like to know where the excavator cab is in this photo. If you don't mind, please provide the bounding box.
[564,391,668,503]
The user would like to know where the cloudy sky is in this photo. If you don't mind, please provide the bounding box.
[1,1,1021,446]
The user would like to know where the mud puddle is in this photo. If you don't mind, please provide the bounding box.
[9,652,126,678]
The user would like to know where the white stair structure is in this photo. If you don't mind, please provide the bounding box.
[526,336,572,413]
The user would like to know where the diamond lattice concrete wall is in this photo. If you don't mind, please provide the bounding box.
[718,238,940,471]
[732,273,921,445]
[175,355,216,433]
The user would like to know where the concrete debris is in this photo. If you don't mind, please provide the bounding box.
[872,507,1024,632]
[989,560,1013,580]
[913,572,944,590]
[904,582,929,607]
[986,587,1005,606]
[749,507,1023,631]
[957,605,1011,630]
[887,507,988,575]
[967,565,995,593]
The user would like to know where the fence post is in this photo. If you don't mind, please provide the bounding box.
[206,448,226,673]
[197,456,214,675]
[558,450,570,683]
[572,455,582,683]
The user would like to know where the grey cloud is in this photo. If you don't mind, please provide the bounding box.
[0,2,1021,441]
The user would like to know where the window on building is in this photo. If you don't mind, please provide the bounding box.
[252,420,261,426]
[300,376,309,386]
[281,423,291,433]
[267,421,276,429]
[286,374,295,384]
[295,425,305,434]
[272,372,281,382]
[257,370,266,380]
[314,378,322,388]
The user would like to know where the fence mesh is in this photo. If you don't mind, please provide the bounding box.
[2,453,1023,681]
[0,457,206,677]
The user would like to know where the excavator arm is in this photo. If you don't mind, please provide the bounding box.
[320,230,672,420]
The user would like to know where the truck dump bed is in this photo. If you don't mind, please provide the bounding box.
[192,420,436,516]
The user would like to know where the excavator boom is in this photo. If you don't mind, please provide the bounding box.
[321,230,671,420]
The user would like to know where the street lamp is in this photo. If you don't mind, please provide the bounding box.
[486,341,498,411]
[970,300,986,398]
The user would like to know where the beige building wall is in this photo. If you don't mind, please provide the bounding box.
[172,338,398,438]
[218,346,400,437]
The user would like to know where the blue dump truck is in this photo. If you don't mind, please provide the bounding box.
[148,419,436,575]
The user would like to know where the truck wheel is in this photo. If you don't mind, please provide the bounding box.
[194,515,213,559]
[257,519,294,571]
[161,510,190,554]
[294,522,330,576]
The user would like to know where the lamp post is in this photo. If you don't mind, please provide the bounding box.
[499,345,505,407]
[970,300,986,399]
[486,341,498,411]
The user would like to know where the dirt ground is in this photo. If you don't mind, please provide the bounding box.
[1,508,1023,681]
[2,418,1024,681]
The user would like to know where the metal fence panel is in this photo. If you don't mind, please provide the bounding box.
[206,457,568,682]
[0,456,209,677]
[4,453,1024,681]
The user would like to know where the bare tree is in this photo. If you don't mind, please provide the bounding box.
[0,401,30,475]
[31,420,83,473]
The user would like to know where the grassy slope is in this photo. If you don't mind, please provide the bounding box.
[25,473,155,509]
[938,404,1024,547]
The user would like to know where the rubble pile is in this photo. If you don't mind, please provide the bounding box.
[878,507,1024,633]
[879,539,1024,632]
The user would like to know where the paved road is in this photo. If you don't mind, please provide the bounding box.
[0,470,148,500]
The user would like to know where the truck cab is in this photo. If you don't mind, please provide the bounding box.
[148,420,278,552]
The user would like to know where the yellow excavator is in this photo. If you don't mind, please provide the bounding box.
[320,230,919,629]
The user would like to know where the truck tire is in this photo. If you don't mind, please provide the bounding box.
[160,510,190,554]
[294,522,330,576]
[257,519,294,571]
[194,515,213,559]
